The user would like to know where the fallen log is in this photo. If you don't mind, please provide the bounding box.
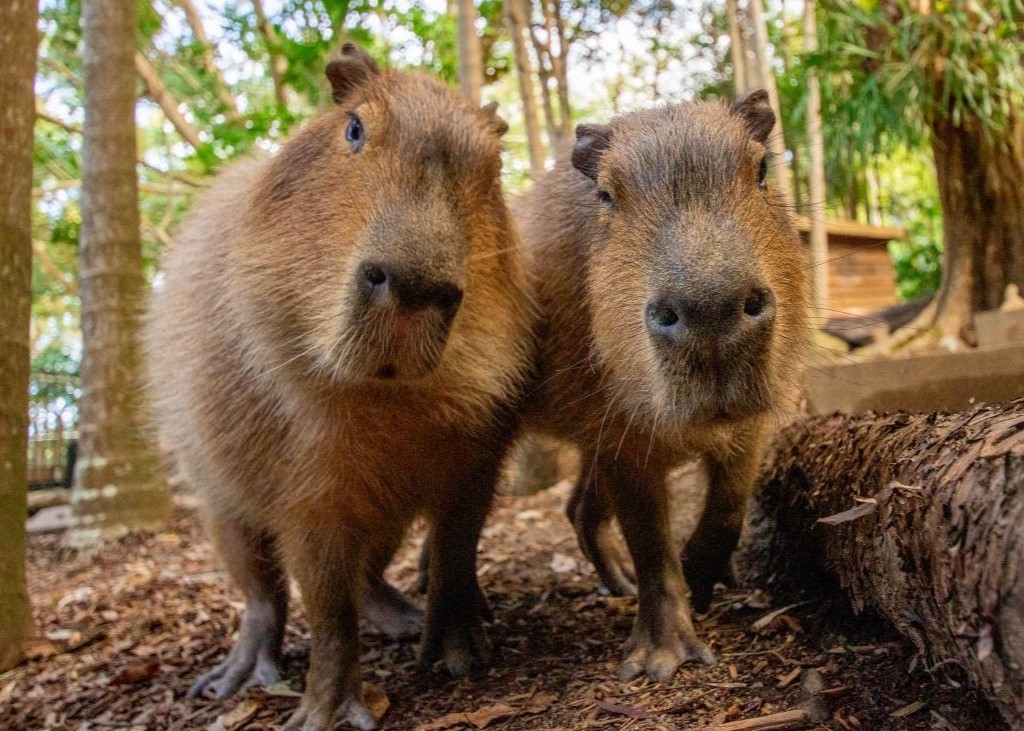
[742,398,1024,726]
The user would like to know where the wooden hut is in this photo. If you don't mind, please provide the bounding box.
[794,216,906,316]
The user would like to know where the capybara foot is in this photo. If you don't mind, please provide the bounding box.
[364,580,423,639]
[619,605,715,682]
[283,692,377,731]
[187,644,281,699]
[419,595,492,677]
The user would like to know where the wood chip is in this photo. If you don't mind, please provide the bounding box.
[710,708,813,730]
[890,700,926,718]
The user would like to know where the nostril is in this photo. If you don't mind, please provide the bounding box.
[647,302,680,329]
[363,263,387,287]
[743,287,773,318]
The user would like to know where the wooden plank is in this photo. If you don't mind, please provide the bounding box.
[794,215,906,242]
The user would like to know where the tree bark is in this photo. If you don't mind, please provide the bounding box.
[726,0,748,95]
[546,0,572,140]
[134,51,203,151]
[0,0,39,673]
[74,0,169,544]
[746,0,794,205]
[506,0,545,176]
[744,401,1024,727]
[803,0,828,311]
[457,0,484,105]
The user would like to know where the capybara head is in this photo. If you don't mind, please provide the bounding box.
[228,42,520,387]
[571,91,808,428]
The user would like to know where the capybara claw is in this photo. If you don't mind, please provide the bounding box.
[187,651,281,699]
[283,696,378,731]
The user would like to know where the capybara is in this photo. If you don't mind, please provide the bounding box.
[147,43,534,730]
[516,91,809,681]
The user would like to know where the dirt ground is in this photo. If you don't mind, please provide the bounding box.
[1,481,1007,731]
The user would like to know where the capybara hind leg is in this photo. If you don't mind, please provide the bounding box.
[683,436,761,613]
[606,459,715,682]
[419,458,499,677]
[364,525,423,639]
[189,514,287,699]
[282,529,375,731]
[568,453,636,596]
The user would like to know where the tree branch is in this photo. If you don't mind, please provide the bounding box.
[251,0,290,109]
[134,51,204,150]
[32,239,79,297]
[172,0,241,119]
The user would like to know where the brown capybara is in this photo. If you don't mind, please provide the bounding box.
[515,91,809,682]
[146,43,534,730]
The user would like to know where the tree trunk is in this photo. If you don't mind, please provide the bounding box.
[506,0,545,176]
[547,0,572,140]
[744,401,1024,728]
[457,0,484,105]
[928,111,1024,341]
[726,0,748,95]
[746,0,794,205]
[74,0,169,544]
[0,0,39,673]
[804,0,828,311]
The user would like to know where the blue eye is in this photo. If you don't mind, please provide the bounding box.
[346,116,365,152]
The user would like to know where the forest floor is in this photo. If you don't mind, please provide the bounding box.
[1,481,1007,731]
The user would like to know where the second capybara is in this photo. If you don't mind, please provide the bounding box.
[146,43,534,730]
[515,91,809,681]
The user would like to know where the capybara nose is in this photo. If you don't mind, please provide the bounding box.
[646,284,775,345]
[359,260,464,322]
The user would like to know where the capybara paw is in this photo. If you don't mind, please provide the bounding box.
[419,612,491,677]
[283,695,377,731]
[619,626,715,682]
[187,650,281,699]
[364,582,424,639]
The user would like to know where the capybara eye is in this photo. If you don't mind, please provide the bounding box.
[345,115,365,152]
[757,156,768,190]
[597,189,614,207]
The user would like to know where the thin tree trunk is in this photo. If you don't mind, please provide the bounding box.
[74,0,169,544]
[0,0,39,673]
[747,0,794,205]
[528,19,559,144]
[744,401,1024,728]
[506,0,545,176]
[547,0,572,140]
[173,0,240,120]
[134,51,203,150]
[251,0,289,110]
[726,0,748,94]
[457,0,484,105]
[804,0,828,311]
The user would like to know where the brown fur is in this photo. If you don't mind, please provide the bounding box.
[146,44,534,730]
[515,93,809,681]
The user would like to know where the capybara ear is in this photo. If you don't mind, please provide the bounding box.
[572,123,613,181]
[325,42,381,105]
[730,89,775,144]
[481,101,510,137]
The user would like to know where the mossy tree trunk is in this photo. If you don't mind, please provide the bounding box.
[0,0,39,673]
[72,0,169,544]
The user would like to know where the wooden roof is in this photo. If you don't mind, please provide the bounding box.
[793,216,906,247]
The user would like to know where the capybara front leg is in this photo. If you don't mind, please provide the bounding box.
[606,459,715,682]
[419,458,499,677]
[683,434,762,613]
[282,530,376,731]
[188,513,287,699]
[568,451,636,596]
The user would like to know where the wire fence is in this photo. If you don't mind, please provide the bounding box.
[28,371,79,489]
